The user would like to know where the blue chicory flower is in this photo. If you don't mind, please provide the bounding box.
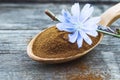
[56,3,101,48]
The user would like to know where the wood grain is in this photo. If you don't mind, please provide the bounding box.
[0,0,119,4]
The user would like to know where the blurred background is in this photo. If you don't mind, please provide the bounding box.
[0,0,119,3]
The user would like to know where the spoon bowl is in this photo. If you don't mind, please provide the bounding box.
[27,3,120,64]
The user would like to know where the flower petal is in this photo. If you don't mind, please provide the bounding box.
[62,9,71,18]
[79,30,92,45]
[83,17,100,30]
[68,31,78,43]
[56,23,64,31]
[81,4,90,13]
[80,4,94,22]
[79,4,90,21]
[58,9,72,23]
[71,3,80,22]
[86,31,98,37]
[57,15,66,23]
[56,23,75,32]
[82,24,98,31]
[84,17,101,24]
[77,34,83,48]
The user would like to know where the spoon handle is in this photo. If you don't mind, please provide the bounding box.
[99,3,120,26]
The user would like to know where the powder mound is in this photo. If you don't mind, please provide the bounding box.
[33,26,101,58]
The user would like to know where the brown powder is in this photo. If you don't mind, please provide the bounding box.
[33,26,101,58]
[65,63,109,80]
[52,62,110,80]
[66,73,103,80]
[65,62,89,72]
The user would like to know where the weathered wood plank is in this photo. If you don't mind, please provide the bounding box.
[0,51,120,80]
[0,0,119,4]
[0,3,119,30]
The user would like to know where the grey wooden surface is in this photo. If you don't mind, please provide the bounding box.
[0,0,119,4]
[0,3,120,80]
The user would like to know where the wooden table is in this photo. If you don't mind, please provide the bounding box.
[0,3,120,80]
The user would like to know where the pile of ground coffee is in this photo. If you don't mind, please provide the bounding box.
[33,26,101,58]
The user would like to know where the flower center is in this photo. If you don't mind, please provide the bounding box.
[76,23,83,31]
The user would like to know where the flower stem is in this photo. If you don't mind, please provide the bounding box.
[97,29,120,38]
[45,9,120,38]
[45,9,59,21]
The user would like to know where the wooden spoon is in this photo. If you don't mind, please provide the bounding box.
[27,3,120,64]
